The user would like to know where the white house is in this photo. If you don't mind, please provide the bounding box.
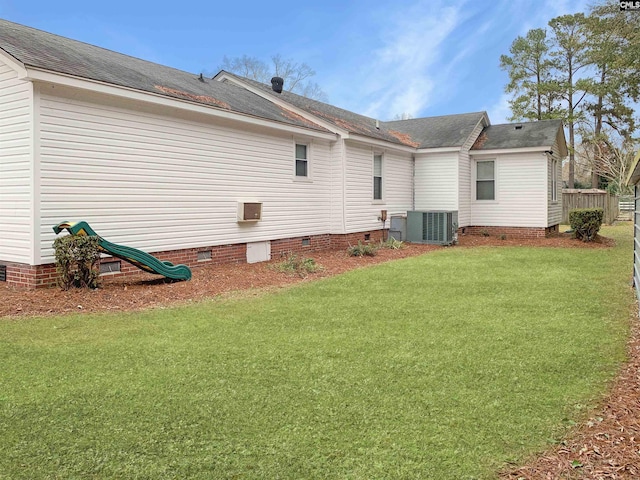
[0,19,567,288]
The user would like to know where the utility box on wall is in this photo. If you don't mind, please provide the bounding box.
[389,215,406,241]
[406,211,458,245]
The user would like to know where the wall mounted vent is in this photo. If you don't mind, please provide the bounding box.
[406,211,458,245]
[238,202,262,222]
[99,260,121,274]
[0,264,6,282]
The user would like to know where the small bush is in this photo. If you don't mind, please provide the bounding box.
[379,238,404,250]
[348,241,378,257]
[481,229,490,237]
[53,235,101,290]
[499,234,507,241]
[569,208,604,242]
[276,253,322,278]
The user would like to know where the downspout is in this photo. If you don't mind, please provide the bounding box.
[341,139,347,234]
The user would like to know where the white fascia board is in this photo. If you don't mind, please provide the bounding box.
[416,146,461,154]
[24,68,339,141]
[0,50,28,78]
[470,146,551,157]
[346,134,417,153]
[215,72,349,136]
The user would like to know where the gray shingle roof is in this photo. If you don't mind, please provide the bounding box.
[0,19,330,133]
[385,113,487,148]
[471,119,565,151]
[221,73,487,149]
[0,19,566,153]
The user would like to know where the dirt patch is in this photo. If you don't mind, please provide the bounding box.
[2,232,636,478]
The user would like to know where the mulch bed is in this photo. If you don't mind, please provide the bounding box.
[1,231,637,477]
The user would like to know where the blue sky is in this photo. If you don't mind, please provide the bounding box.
[1,0,592,123]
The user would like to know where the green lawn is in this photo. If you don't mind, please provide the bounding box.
[0,224,634,479]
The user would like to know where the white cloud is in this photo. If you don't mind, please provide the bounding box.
[357,0,467,119]
[485,92,512,124]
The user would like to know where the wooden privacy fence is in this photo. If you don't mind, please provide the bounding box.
[562,189,619,225]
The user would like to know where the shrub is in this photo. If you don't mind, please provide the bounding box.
[276,253,322,278]
[379,237,405,250]
[53,235,101,290]
[348,241,378,257]
[569,208,604,242]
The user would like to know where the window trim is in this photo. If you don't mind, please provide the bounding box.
[474,159,496,202]
[373,152,383,202]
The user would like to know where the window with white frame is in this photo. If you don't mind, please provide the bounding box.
[551,159,558,202]
[295,143,308,177]
[476,160,495,200]
[373,153,383,200]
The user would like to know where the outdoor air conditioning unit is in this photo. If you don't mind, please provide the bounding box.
[406,211,458,245]
[237,202,262,222]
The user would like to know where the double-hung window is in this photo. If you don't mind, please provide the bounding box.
[476,160,495,201]
[373,154,383,200]
[295,143,308,178]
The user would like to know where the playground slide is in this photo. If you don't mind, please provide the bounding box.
[53,221,192,281]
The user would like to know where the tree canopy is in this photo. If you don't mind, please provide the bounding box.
[500,0,640,191]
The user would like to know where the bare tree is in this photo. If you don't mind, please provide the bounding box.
[578,126,637,194]
[219,54,328,101]
[391,113,414,120]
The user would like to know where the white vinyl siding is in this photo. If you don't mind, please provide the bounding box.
[414,152,458,211]
[471,153,547,227]
[458,120,485,227]
[37,86,333,263]
[344,141,412,233]
[330,140,346,233]
[0,57,32,264]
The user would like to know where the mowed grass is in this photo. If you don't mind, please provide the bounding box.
[0,224,634,479]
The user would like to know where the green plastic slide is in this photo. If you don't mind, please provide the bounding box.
[53,221,192,281]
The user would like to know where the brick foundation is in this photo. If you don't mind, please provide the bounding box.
[329,229,387,249]
[0,230,387,289]
[460,225,559,239]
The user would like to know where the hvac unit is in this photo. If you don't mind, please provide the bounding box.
[406,211,458,245]
[237,202,262,222]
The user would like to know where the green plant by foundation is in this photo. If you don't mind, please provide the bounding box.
[347,241,378,256]
[53,234,101,290]
[275,253,322,277]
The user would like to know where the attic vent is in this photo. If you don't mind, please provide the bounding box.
[271,77,284,93]
[514,124,523,130]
